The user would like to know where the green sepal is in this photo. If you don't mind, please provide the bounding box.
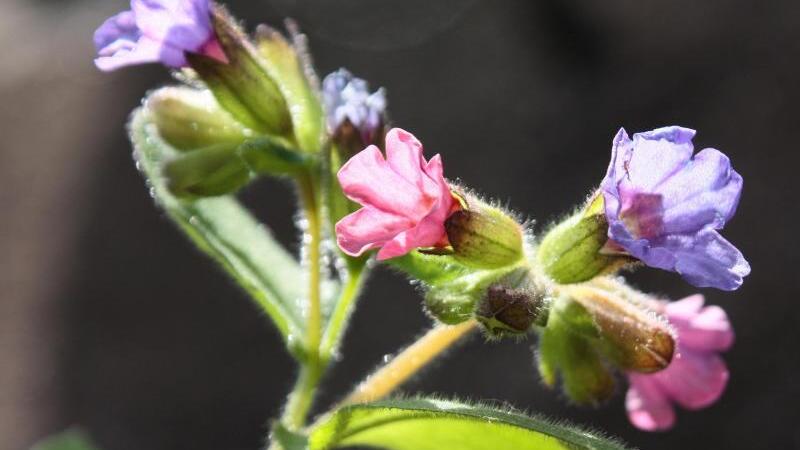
[239,137,314,175]
[255,23,325,153]
[537,195,630,284]
[146,86,249,151]
[187,8,292,137]
[536,297,615,405]
[164,143,252,199]
[445,199,524,270]
[308,397,631,450]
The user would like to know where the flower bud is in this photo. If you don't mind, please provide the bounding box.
[146,87,249,151]
[536,194,631,284]
[187,8,292,137]
[255,22,325,152]
[569,282,676,373]
[445,198,524,270]
[475,283,549,337]
[163,143,251,198]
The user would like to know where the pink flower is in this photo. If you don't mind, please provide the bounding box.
[625,295,734,431]
[335,128,456,260]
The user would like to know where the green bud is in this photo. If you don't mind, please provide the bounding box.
[445,198,524,269]
[568,283,675,373]
[536,296,615,405]
[146,87,249,151]
[536,194,631,284]
[255,22,325,152]
[187,8,292,137]
[163,143,251,199]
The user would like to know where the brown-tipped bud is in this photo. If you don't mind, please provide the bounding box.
[569,285,675,373]
[476,284,548,336]
[445,200,524,270]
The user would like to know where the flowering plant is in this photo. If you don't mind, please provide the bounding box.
[45,1,750,449]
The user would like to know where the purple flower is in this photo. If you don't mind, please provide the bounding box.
[626,295,733,431]
[322,68,387,144]
[93,0,226,71]
[601,126,750,290]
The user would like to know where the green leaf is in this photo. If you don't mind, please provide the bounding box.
[129,106,306,345]
[31,429,98,450]
[309,397,631,450]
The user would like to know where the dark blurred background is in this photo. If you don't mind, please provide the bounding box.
[2,0,799,449]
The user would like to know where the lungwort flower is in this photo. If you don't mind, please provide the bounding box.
[626,295,733,431]
[93,0,226,71]
[601,126,750,290]
[335,128,456,260]
[323,69,387,145]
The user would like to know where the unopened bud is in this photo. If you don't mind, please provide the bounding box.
[445,199,524,270]
[537,194,631,284]
[147,87,248,151]
[255,22,325,152]
[187,8,292,137]
[569,283,675,373]
[476,284,548,336]
[164,144,251,198]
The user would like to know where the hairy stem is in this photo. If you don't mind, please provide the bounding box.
[320,266,365,363]
[340,319,478,405]
[282,174,324,430]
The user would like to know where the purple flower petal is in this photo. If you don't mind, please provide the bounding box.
[93,0,217,71]
[601,126,750,290]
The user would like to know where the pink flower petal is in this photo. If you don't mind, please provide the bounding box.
[338,145,435,219]
[626,375,676,431]
[336,207,413,257]
[666,295,734,352]
[655,348,729,410]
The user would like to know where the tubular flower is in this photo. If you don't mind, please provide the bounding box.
[626,295,733,431]
[600,126,750,290]
[322,68,387,145]
[93,0,225,71]
[335,128,456,260]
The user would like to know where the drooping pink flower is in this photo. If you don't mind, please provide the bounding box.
[625,295,734,431]
[335,128,456,260]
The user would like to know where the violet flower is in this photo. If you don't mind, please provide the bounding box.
[322,69,387,145]
[93,0,226,71]
[335,128,455,260]
[626,295,733,431]
[601,126,750,290]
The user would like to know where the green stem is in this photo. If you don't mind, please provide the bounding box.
[281,173,324,430]
[320,265,365,363]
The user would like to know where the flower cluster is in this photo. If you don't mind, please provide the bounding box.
[94,0,749,435]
